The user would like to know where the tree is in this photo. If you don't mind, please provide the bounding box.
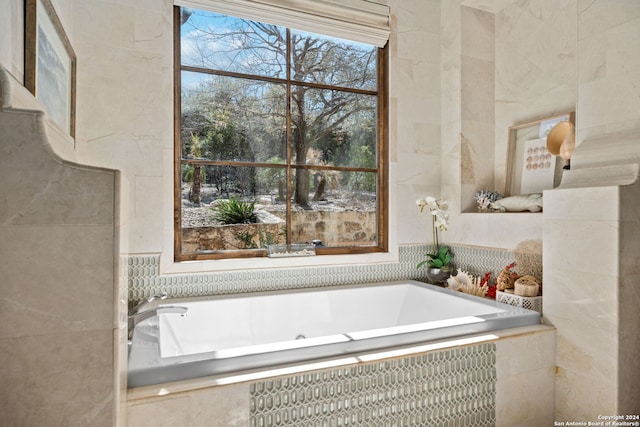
[180,11,377,208]
[187,133,203,204]
[182,84,257,196]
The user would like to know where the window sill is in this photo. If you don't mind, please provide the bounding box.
[160,248,400,275]
[460,210,542,214]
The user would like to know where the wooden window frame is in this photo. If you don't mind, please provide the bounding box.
[173,6,388,261]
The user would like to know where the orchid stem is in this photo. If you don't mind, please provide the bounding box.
[432,217,439,252]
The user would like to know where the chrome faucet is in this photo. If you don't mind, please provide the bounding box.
[128,292,188,331]
[129,292,168,316]
[128,305,189,330]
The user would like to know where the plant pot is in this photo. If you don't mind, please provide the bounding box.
[425,267,451,285]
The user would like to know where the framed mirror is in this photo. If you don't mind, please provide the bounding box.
[505,112,575,196]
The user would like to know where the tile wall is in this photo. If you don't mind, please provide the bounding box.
[0,71,117,426]
[248,345,498,426]
[126,326,555,427]
[126,244,522,304]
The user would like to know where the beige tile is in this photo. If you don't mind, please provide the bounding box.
[495,329,555,426]
[190,383,250,426]
[578,12,640,131]
[74,0,135,49]
[554,330,616,386]
[578,0,640,40]
[462,6,495,62]
[555,365,617,420]
[0,330,114,427]
[543,265,618,325]
[461,56,495,123]
[543,219,619,275]
[0,115,115,226]
[543,187,619,220]
[134,5,171,52]
[127,383,250,427]
[0,224,114,339]
[127,395,192,427]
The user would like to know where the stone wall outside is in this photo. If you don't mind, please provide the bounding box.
[182,210,377,251]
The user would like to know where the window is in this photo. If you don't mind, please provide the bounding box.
[174,6,388,260]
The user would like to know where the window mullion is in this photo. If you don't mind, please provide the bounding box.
[285,28,292,245]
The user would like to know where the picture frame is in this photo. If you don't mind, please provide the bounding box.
[505,112,575,196]
[24,0,76,138]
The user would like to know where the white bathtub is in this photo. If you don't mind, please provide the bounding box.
[127,280,540,388]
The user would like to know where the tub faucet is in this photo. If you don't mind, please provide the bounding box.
[128,305,189,331]
[129,292,168,316]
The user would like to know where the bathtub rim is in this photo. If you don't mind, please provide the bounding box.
[127,323,555,400]
[128,280,542,388]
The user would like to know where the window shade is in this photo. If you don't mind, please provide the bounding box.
[174,0,390,47]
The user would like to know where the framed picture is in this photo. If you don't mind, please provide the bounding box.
[24,0,76,138]
[505,112,575,196]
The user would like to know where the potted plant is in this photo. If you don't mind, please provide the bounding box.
[418,245,452,283]
[416,196,453,284]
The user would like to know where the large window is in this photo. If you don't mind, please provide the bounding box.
[174,6,388,260]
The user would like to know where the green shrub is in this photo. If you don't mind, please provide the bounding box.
[211,198,257,224]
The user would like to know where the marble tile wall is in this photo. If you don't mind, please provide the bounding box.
[540,0,640,419]
[0,72,117,426]
[493,0,577,190]
[0,0,23,83]
[618,182,640,412]
[441,0,576,248]
[494,327,556,426]
[544,176,640,417]
[577,0,640,140]
[544,186,620,418]
[460,6,495,212]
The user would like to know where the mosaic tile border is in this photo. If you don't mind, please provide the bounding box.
[125,244,538,305]
[249,343,497,427]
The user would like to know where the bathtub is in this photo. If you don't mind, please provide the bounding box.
[127,280,540,388]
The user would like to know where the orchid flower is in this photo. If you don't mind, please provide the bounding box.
[416,195,450,250]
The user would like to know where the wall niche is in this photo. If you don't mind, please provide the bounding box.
[459,0,577,213]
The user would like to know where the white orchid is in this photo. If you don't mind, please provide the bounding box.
[416,194,451,267]
[416,196,449,231]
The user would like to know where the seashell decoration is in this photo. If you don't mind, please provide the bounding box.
[489,194,543,213]
[459,276,489,297]
[474,190,503,211]
[496,262,517,291]
[447,271,489,297]
[446,270,473,291]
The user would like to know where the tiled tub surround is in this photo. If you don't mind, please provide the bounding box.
[248,345,499,426]
[127,325,555,426]
[127,281,540,387]
[126,244,523,304]
[125,246,550,426]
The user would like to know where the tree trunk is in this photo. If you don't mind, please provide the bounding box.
[313,175,326,201]
[293,119,310,209]
[294,166,310,208]
[189,165,202,205]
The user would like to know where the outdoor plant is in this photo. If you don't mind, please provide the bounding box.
[211,198,257,224]
[234,229,283,249]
